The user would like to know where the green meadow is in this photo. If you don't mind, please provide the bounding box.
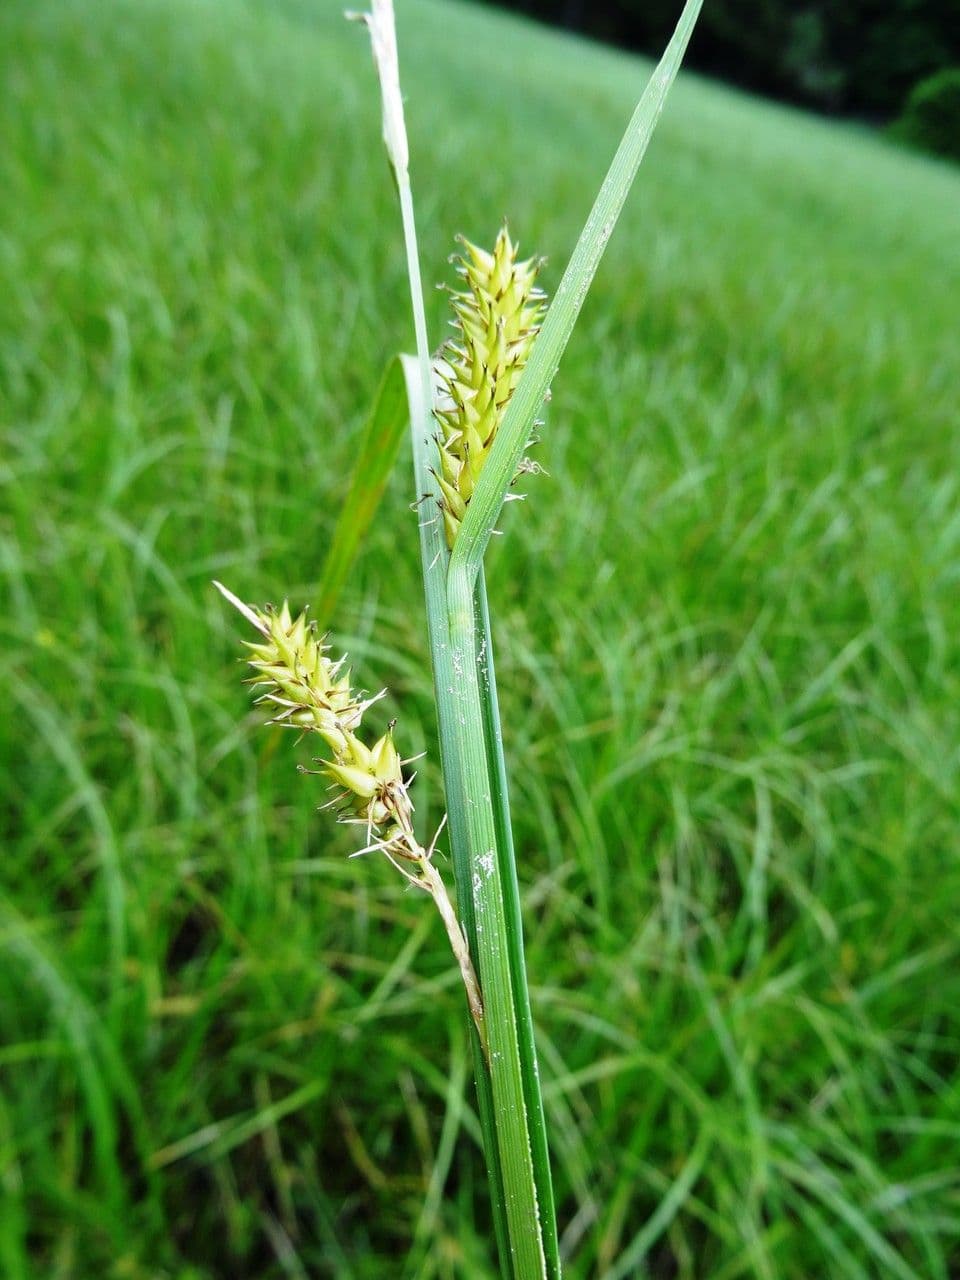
[2,0,959,1275]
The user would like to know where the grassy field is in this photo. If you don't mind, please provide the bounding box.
[2,0,959,1275]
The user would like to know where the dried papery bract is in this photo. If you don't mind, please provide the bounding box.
[214,581,485,1050]
[346,0,408,179]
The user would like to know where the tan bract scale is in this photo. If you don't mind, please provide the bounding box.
[435,226,546,548]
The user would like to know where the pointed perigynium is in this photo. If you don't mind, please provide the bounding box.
[214,582,486,1051]
[434,225,547,548]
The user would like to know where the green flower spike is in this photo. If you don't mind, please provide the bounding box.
[434,225,547,547]
[215,581,485,1050]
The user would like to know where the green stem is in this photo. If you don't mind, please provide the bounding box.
[398,197,523,1262]
[475,568,560,1277]
[356,4,523,1267]
[448,564,548,1278]
[402,357,515,1278]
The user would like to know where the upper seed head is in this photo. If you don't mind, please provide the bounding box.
[434,225,546,548]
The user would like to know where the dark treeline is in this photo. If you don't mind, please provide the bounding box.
[479,1,959,117]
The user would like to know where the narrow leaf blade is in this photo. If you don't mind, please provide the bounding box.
[314,354,408,626]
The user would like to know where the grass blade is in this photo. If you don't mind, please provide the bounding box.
[314,354,408,627]
[605,1127,712,1280]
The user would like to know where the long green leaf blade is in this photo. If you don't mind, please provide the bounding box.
[314,354,408,626]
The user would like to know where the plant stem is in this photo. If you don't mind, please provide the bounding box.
[356,4,556,1266]
[447,563,549,1279]
[403,355,516,1278]
[474,567,560,1274]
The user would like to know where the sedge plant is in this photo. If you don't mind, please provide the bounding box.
[219,0,702,1273]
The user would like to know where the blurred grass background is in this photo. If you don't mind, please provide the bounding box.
[2,0,959,1276]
